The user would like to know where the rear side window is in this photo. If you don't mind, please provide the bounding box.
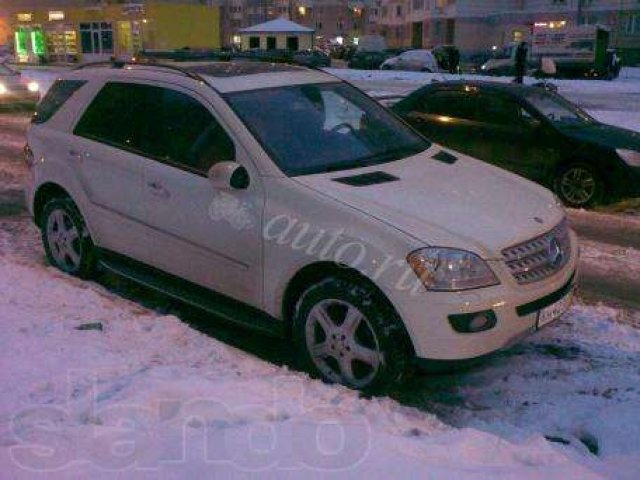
[420,91,478,121]
[475,94,522,126]
[74,82,234,174]
[32,79,87,124]
[74,82,160,154]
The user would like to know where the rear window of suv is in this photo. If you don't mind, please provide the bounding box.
[32,79,87,124]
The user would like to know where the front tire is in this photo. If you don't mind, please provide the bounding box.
[293,275,412,392]
[554,163,604,208]
[41,197,97,278]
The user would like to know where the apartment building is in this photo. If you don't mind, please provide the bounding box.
[221,0,366,48]
[372,0,640,63]
[3,0,222,63]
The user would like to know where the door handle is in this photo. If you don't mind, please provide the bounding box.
[147,181,170,199]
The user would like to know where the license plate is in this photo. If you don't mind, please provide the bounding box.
[537,289,574,328]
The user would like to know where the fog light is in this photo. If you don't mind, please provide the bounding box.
[27,81,40,92]
[449,310,497,333]
[0,84,6,95]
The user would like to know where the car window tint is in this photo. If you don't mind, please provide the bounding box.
[476,94,521,126]
[159,88,235,172]
[420,91,477,121]
[75,82,234,173]
[32,79,87,124]
[74,82,160,153]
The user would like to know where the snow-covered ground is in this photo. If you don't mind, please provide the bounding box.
[0,220,639,479]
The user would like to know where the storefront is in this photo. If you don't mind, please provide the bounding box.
[9,3,220,64]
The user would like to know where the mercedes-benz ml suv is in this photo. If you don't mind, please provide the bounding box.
[25,61,578,391]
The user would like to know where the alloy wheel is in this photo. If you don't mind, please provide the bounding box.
[304,299,382,388]
[559,166,597,206]
[46,208,82,272]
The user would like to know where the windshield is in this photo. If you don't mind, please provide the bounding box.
[225,82,429,176]
[525,90,593,126]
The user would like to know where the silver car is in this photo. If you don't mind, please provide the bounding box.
[381,49,440,72]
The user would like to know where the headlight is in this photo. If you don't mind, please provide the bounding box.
[27,81,39,93]
[407,247,499,291]
[0,83,6,95]
[617,148,640,167]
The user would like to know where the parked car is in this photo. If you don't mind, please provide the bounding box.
[0,62,40,107]
[293,49,331,68]
[392,81,640,207]
[432,45,461,73]
[26,61,577,391]
[348,50,388,70]
[381,49,440,72]
[235,49,293,63]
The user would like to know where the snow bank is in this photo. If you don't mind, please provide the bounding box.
[0,254,603,478]
[327,67,640,95]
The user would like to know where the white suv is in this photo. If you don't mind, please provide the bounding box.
[25,61,578,391]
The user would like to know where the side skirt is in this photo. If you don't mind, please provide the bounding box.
[98,249,286,338]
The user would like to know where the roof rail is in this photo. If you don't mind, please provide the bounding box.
[72,59,207,83]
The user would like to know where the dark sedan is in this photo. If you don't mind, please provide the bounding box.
[293,50,331,68]
[0,63,41,107]
[348,51,387,70]
[392,81,640,207]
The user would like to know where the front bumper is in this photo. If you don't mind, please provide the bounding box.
[391,230,579,361]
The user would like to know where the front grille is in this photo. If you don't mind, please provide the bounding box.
[502,219,571,285]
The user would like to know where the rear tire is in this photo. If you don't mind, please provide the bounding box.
[41,197,97,278]
[293,275,413,392]
[554,162,604,208]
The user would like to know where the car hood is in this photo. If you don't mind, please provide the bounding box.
[561,122,640,151]
[293,146,564,258]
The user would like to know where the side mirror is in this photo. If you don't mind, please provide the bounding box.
[207,162,250,190]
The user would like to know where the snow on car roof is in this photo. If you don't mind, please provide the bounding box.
[184,61,306,77]
[67,60,337,94]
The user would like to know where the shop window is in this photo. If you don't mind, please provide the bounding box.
[80,22,113,55]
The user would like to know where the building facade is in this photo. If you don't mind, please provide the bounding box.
[3,0,222,63]
[221,0,366,49]
[371,0,640,63]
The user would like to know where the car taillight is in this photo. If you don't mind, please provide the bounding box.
[24,144,35,169]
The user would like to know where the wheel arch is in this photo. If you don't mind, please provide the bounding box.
[555,153,612,192]
[33,182,72,228]
[281,261,416,356]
